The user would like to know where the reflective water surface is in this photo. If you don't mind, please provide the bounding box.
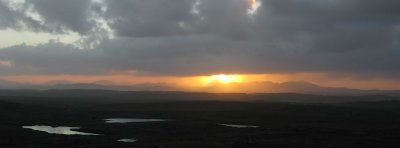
[23,125,101,135]
[218,123,260,128]
[117,138,137,143]
[104,118,169,123]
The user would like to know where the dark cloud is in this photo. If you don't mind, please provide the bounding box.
[1,37,399,78]
[104,0,197,37]
[0,41,106,75]
[0,1,22,29]
[0,0,46,31]
[257,0,400,52]
[26,0,94,34]
[0,0,399,79]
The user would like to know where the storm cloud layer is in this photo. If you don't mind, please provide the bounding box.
[0,0,399,78]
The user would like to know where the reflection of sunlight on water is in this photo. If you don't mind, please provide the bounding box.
[118,138,137,143]
[23,125,101,135]
[104,118,169,123]
[218,123,260,128]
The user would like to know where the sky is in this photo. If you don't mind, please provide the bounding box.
[0,0,399,91]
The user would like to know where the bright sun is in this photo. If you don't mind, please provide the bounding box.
[209,74,242,84]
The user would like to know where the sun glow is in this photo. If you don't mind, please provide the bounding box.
[207,74,243,84]
[247,0,261,15]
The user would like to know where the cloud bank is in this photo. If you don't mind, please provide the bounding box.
[0,0,399,80]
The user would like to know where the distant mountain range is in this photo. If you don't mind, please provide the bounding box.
[256,81,400,96]
[0,79,176,91]
[199,81,400,96]
[0,79,399,96]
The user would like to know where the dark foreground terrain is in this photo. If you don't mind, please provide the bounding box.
[1,90,400,148]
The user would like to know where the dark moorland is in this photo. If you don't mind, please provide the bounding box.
[1,90,400,148]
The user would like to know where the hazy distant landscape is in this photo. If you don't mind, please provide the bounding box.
[1,79,400,96]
